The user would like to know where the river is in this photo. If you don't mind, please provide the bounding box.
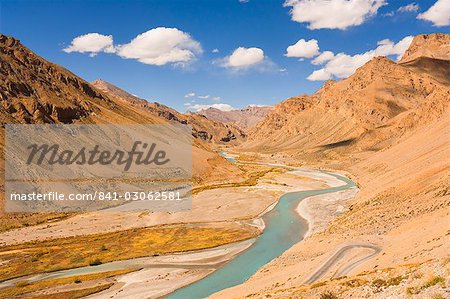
[166,171,355,298]
[0,158,355,299]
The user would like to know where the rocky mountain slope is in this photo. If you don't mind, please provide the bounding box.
[243,34,449,163]
[197,105,273,131]
[91,79,246,145]
[0,34,245,228]
[220,33,450,298]
[400,33,450,63]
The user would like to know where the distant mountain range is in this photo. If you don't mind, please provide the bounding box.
[196,105,274,130]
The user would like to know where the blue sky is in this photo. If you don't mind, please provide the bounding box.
[1,0,448,112]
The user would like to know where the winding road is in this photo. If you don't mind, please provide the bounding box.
[304,243,382,284]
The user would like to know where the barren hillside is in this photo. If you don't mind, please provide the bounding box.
[0,34,245,228]
[243,34,449,164]
[218,33,450,299]
[91,79,246,145]
[197,105,273,131]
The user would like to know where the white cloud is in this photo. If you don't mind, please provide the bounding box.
[284,0,386,30]
[212,48,220,53]
[239,0,250,3]
[312,51,335,65]
[307,36,414,81]
[398,3,419,13]
[116,27,202,66]
[285,39,320,58]
[187,103,235,111]
[417,0,450,26]
[307,69,332,81]
[186,93,221,102]
[63,33,115,57]
[221,47,265,68]
[247,104,269,107]
[65,28,202,66]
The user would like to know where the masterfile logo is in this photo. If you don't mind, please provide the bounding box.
[5,124,192,212]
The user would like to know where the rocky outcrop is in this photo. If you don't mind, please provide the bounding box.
[0,34,112,124]
[399,33,450,63]
[197,105,274,131]
[243,35,450,157]
[91,79,246,144]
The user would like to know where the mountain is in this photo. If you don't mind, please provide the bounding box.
[197,105,273,131]
[221,33,450,298]
[399,33,450,63]
[0,34,246,227]
[91,79,246,144]
[243,34,449,162]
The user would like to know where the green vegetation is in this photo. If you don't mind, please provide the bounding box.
[371,276,406,292]
[193,167,283,194]
[422,276,445,289]
[342,278,367,287]
[0,223,258,281]
[310,281,327,289]
[31,283,114,299]
[406,275,446,295]
[0,269,134,298]
[320,291,338,299]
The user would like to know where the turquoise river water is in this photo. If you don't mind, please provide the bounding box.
[166,171,355,299]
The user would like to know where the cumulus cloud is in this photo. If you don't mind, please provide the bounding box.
[221,47,265,68]
[307,36,414,81]
[212,48,220,53]
[307,69,332,81]
[116,27,202,66]
[186,103,235,112]
[417,0,450,26]
[65,28,202,66]
[285,39,320,58]
[217,47,282,72]
[398,3,419,13]
[284,0,386,30]
[185,93,221,102]
[311,51,335,65]
[63,33,115,57]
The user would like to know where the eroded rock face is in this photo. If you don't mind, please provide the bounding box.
[91,79,246,144]
[243,35,450,156]
[197,105,274,131]
[399,33,450,63]
[0,34,111,124]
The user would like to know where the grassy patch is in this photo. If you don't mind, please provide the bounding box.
[421,276,445,289]
[342,278,367,288]
[192,167,283,195]
[0,223,258,281]
[30,283,114,299]
[0,212,71,233]
[406,275,446,295]
[320,291,338,299]
[310,281,327,289]
[0,269,134,298]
